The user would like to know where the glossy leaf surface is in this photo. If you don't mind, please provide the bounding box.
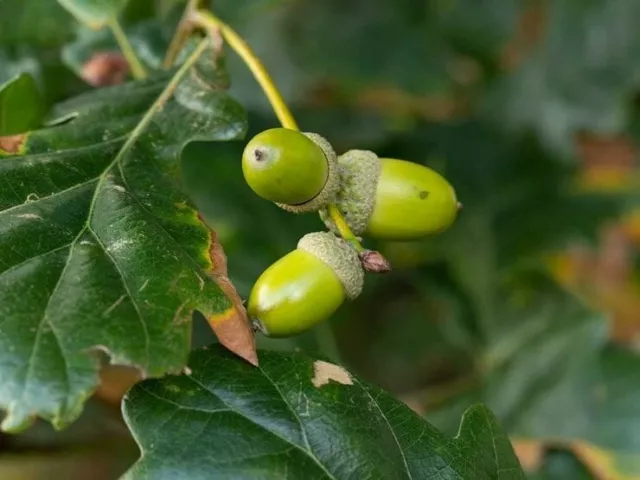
[123,345,525,479]
[0,72,44,135]
[57,0,130,28]
[0,53,247,432]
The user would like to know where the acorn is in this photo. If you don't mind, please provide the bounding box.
[242,128,339,213]
[247,232,364,337]
[321,150,460,240]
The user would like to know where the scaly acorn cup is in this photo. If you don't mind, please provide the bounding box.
[241,128,339,213]
[321,150,460,240]
[247,232,364,337]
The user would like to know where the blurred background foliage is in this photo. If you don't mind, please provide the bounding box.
[3,0,640,478]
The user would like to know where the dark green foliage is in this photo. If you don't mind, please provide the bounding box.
[1,0,640,478]
[0,61,246,432]
[123,345,525,479]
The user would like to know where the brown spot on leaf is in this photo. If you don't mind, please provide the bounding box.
[200,214,258,366]
[81,52,129,87]
[0,133,27,154]
[311,360,353,387]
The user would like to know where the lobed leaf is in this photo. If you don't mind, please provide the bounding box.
[0,1,74,46]
[0,72,44,136]
[0,49,251,433]
[122,345,525,479]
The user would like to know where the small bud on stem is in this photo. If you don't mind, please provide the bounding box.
[359,250,392,274]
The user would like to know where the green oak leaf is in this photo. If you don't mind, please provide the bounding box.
[371,122,623,340]
[427,280,640,479]
[62,24,166,78]
[484,0,640,155]
[122,345,525,479]
[0,47,247,433]
[0,46,86,108]
[0,72,44,136]
[57,0,130,28]
[0,1,74,46]
[181,137,318,297]
[62,16,229,88]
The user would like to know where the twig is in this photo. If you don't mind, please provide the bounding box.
[190,9,297,129]
[162,0,202,69]
[190,9,365,255]
[326,204,365,252]
[108,18,147,79]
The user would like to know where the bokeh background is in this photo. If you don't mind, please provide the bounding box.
[3,0,640,478]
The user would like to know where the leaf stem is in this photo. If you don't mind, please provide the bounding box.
[326,204,365,252]
[162,0,201,69]
[189,9,365,361]
[108,18,147,80]
[90,38,209,219]
[190,9,298,130]
[190,9,365,254]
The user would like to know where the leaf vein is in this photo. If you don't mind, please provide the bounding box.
[352,377,413,480]
[184,374,334,480]
[87,227,151,369]
[258,366,337,480]
[0,178,98,218]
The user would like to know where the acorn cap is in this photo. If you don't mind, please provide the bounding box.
[297,231,364,299]
[320,149,381,235]
[276,132,340,213]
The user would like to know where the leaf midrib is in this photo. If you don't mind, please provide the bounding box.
[5,42,211,392]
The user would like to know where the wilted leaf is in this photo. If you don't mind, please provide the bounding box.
[0,45,252,433]
[0,72,44,135]
[122,345,525,479]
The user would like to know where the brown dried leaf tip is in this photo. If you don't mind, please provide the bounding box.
[359,250,392,274]
[203,218,258,366]
[81,52,129,87]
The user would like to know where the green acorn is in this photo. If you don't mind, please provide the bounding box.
[321,150,460,240]
[242,128,339,213]
[247,232,364,337]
